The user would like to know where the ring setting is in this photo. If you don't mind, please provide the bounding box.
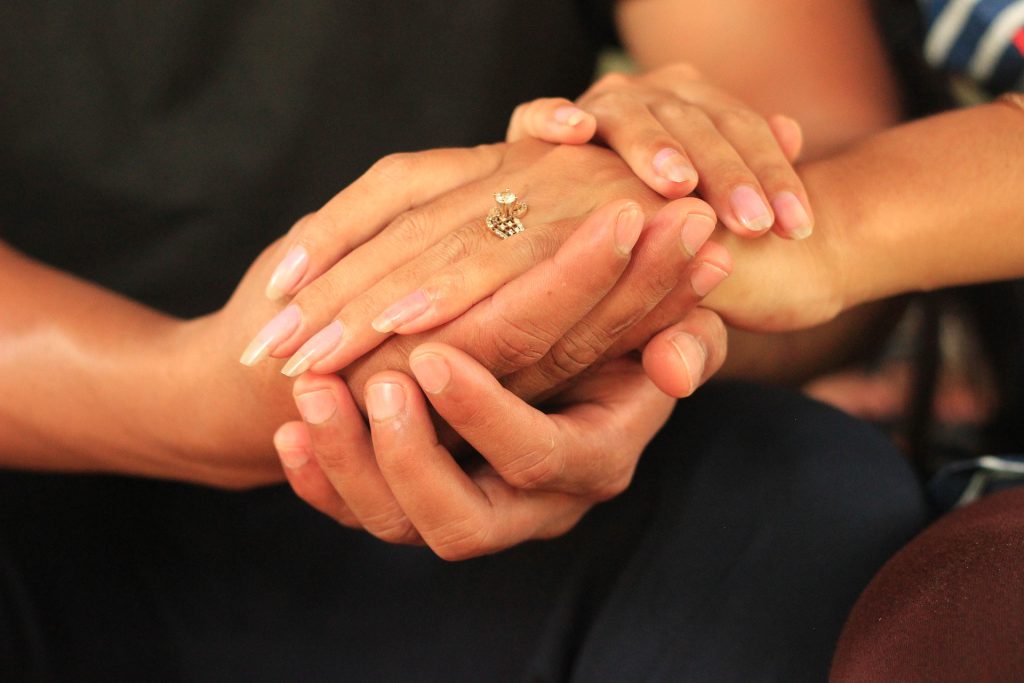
[486,189,528,239]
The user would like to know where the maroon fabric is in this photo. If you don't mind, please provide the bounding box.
[831,487,1024,682]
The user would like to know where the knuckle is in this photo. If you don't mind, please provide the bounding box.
[651,98,699,123]
[593,71,632,91]
[429,264,468,305]
[366,512,419,545]
[369,152,417,183]
[427,518,493,561]
[544,323,613,382]
[591,468,635,501]
[294,272,346,311]
[584,89,631,117]
[284,212,316,238]
[388,209,436,251]
[502,440,561,490]
[712,107,767,135]
[490,313,556,371]
[437,225,479,263]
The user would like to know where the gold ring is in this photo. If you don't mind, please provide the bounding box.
[486,189,528,239]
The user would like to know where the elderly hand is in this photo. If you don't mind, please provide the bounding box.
[273,326,724,559]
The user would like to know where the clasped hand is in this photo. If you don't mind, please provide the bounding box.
[233,65,843,558]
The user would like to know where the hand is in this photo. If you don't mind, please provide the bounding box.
[272,320,726,559]
[506,64,813,240]
[241,141,732,398]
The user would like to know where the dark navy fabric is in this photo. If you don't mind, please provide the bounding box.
[0,383,929,682]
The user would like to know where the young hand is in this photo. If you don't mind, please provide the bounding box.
[506,64,813,240]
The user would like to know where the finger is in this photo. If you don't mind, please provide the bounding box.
[365,371,585,560]
[408,344,672,499]
[706,108,814,240]
[581,88,698,198]
[296,214,580,375]
[505,98,596,144]
[648,98,776,238]
[443,199,646,377]
[367,216,577,338]
[641,307,729,398]
[292,373,422,545]
[603,239,732,359]
[273,421,362,529]
[502,198,717,401]
[768,114,804,163]
[247,180,490,369]
[264,145,505,300]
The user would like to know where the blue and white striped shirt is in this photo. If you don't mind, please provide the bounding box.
[919,0,1024,93]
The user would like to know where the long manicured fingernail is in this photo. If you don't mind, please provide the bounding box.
[372,290,431,333]
[410,353,451,394]
[615,205,645,254]
[690,261,729,297]
[680,213,716,257]
[240,304,302,366]
[652,148,696,185]
[295,389,337,425]
[770,191,813,239]
[729,185,773,232]
[366,382,405,421]
[266,245,309,300]
[669,332,707,391]
[281,321,344,377]
[554,105,586,127]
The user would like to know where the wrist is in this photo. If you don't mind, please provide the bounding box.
[171,311,297,488]
[798,156,887,315]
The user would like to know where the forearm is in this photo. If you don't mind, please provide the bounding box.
[720,300,903,385]
[0,241,288,485]
[808,101,1024,309]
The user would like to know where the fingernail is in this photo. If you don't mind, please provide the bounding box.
[277,444,309,470]
[366,382,405,421]
[729,185,773,232]
[770,191,813,239]
[372,290,431,333]
[295,390,337,425]
[690,261,729,297]
[265,245,309,300]
[615,205,644,254]
[652,148,696,185]
[239,304,302,366]
[554,105,586,127]
[669,332,707,391]
[680,213,716,257]
[281,320,344,377]
[410,353,451,394]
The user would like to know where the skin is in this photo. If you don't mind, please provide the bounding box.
[259,0,905,554]
[0,145,728,489]
[1,0,915,557]
[276,99,1024,558]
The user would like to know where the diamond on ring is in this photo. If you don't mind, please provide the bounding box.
[486,189,528,239]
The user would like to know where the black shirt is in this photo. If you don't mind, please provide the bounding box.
[0,1,615,317]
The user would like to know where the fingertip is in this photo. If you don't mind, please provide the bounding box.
[727,185,774,234]
[768,114,804,162]
[642,336,697,398]
[769,191,814,240]
[652,148,698,187]
[274,421,312,469]
[409,351,452,395]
